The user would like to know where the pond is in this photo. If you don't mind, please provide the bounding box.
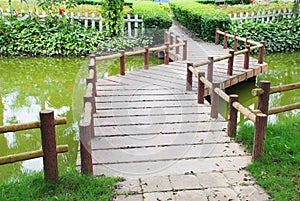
[225,51,300,124]
[0,55,163,182]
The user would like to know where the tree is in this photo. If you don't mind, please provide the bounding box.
[102,0,124,36]
[293,0,299,14]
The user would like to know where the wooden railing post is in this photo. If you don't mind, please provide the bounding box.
[176,36,180,55]
[211,83,220,118]
[170,32,174,50]
[186,63,193,91]
[164,29,168,43]
[120,50,125,75]
[164,42,170,65]
[215,28,219,45]
[80,103,93,175]
[246,36,251,46]
[144,46,149,70]
[85,80,96,115]
[207,56,214,83]
[258,81,271,114]
[88,66,97,98]
[228,95,239,137]
[258,41,265,64]
[198,72,205,104]
[233,34,238,51]
[223,31,228,49]
[253,113,268,160]
[227,50,234,76]
[244,45,250,70]
[183,40,187,60]
[40,110,58,182]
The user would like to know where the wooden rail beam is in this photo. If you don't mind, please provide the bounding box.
[268,102,300,115]
[0,145,68,165]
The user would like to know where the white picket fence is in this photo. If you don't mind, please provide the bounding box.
[229,8,300,23]
[0,8,145,37]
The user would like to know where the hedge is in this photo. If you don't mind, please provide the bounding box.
[132,2,172,29]
[170,0,231,42]
[229,18,300,53]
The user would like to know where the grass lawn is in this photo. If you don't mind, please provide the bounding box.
[236,115,300,201]
[0,167,122,201]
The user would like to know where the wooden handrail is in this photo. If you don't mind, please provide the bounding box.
[0,145,68,165]
[0,118,67,134]
[232,101,256,123]
[252,82,300,96]
[214,87,230,102]
[125,49,146,56]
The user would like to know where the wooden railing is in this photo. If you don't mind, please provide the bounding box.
[0,111,67,181]
[186,30,269,160]
[79,32,187,175]
[95,30,187,75]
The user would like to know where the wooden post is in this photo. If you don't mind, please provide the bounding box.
[80,102,93,175]
[246,36,250,46]
[258,81,271,114]
[233,34,238,51]
[176,36,180,54]
[186,63,193,91]
[170,32,173,50]
[244,45,250,70]
[164,43,170,65]
[120,50,125,75]
[207,56,214,83]
[211,83,220,118]
[144,46,149,70]
[183,40,187,60]
[88,65,97,99]
[40,110,58,182]
[258,41,265,64]
[227,95,239,137]
[215,28,219,45]
[253,113,268,160]
[198,72,205,104]
[223,31,228,49]
[227,50,234,76]
[164,29,168,43]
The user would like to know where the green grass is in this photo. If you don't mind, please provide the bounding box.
[0,167,122,201]
[236,115,300,201]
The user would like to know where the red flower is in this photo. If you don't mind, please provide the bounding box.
[59,8,66,15]
[14,11,21,16]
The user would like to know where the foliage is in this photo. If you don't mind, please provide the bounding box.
[170,0,231,42]
[236,115,300,201]
[0,14,153,57]
[102,0,124,36]
[37,0,77,10]
[0,166,122,201]
[217,2,294,15]
[229,18,300,53]
[196,0,250,5]
[132,1,172,29]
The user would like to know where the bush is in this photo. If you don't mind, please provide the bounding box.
[170,0,231,42]
[229,18,300,53]
[132,2,172,29]
[196,0,250,4]
[0,14,153,57]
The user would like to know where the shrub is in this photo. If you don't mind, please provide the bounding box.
[132,2,172,29]
[229,18,300,53]
[170,0,231,42]
[0,15,152,57]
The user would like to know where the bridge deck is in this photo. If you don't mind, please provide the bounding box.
[76,23,270,200]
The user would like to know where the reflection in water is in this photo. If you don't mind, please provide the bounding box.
[224,52,300,124]
[0,55,163,181]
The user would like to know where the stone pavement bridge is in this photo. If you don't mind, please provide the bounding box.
[77,22,271,201]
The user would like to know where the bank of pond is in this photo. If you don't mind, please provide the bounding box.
[0,51,299,181]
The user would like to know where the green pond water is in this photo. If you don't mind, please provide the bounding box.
[0,55,163,181]
[0,52,299,181]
